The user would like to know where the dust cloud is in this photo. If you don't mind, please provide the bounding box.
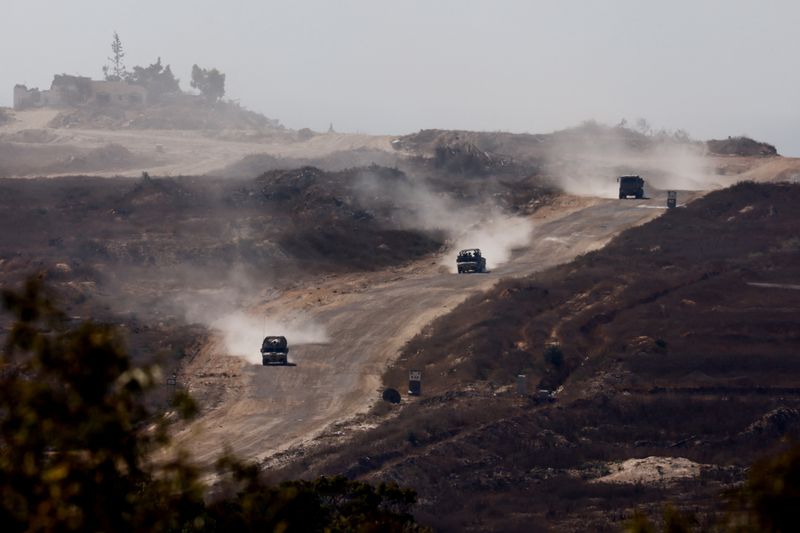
[174,268,327,364]
[544,128,718,197]
[356,172,533,271]
[443,213,532,271]
[209,311,327,365]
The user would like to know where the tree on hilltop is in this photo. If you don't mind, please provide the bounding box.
[190,65,226,102]
[127,57,181,101]
[102,31,128,81]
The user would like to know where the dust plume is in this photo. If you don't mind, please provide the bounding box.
[543,124,718,197]
[174,267,327,364]
[441,211,533,271]
[356,172,533,271]
[208,311,327,365]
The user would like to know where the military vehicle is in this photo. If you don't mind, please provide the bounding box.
[261,336,288,365]
[456,248,486,273]
[617,175,645,199]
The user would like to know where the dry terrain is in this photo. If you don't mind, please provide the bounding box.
[0,109,394,178]
[2,109,799,530]
[173,194,670,465]
[273,181,800,531]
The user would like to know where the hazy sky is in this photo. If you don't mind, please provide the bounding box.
[3,0,798,154]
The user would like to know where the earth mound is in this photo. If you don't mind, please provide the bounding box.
[48,98,283,132]
[707,136,777,156]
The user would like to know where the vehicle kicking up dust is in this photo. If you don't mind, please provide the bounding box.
[618,175,645,199]
[261,336,289,366]
[456,248,487,274]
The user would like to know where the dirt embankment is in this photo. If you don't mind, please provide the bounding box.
[273,181,800,531]
[0,167,452,281]
[0,167,455,379]
[707,136,777,156]
[174,192,668,468]
[0,109,398,178]
[47,98,282,132]
[4,109,797,194]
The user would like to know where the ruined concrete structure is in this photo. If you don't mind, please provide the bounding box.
[13,74,147,110]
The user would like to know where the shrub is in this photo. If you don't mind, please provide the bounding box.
[543,344,564,368]
[0,277,425,531]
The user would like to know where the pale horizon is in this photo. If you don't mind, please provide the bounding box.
[3,0,798,155]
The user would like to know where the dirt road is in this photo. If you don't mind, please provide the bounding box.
[175,195,674,466]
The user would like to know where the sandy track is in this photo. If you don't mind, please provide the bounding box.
[174,196,670,466]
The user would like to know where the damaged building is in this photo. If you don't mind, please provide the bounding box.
[13,74,147,110]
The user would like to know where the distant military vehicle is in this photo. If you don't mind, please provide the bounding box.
[457,248,486,274]
[261,336,288,365]
[617,175,645,199]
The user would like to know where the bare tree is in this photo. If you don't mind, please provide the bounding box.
[102,31,127,81]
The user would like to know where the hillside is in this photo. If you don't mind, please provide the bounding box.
[47,97,284,132]
[273,181,800,531]
[2,101,799,530]
[0,167,457,374]
[707,136,778,157]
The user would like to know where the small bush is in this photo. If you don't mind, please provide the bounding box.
[543,345,564,368]
[383,388,401,404]
[0,278,425,532]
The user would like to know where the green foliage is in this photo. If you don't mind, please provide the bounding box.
[0,278,424,531]
[190,65,226,102]
[127,58,181,101]
[0,277,186,530]
[727,444,800,532]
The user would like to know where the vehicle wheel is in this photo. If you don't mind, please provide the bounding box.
[619,193,625,199]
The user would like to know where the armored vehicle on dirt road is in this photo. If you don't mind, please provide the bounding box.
[261,336,288,365]
[457,248,487,274]
[618,175,644,199]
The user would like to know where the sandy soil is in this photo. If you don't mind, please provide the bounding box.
[5,109,799,184]
[1,108,60,131]
[0,109,394,177]
[172,195,672,467]
[590,456,706,485]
